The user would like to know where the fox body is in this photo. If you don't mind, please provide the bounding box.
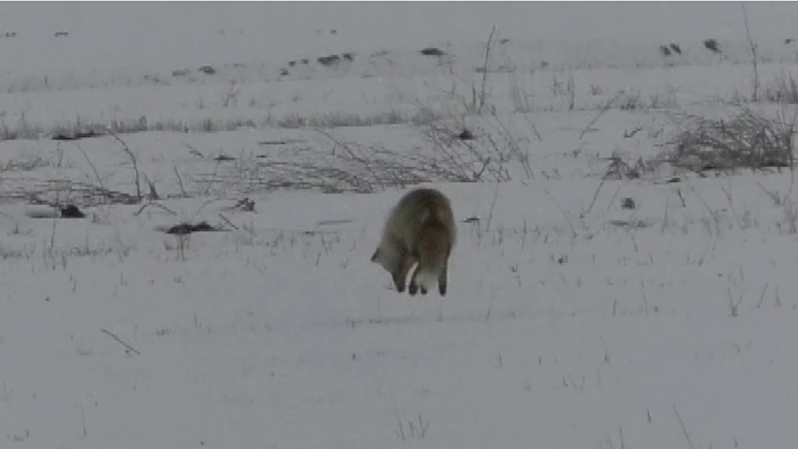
[371,188,456,296]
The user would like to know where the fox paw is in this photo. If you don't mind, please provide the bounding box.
[408,283,418,296]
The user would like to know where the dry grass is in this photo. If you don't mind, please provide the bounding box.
[194,130,481,196]
[0,108,443,142]
[0,115,272,141]
[761,71,798,104]
[276,108,439,129]
[665,105,797,173]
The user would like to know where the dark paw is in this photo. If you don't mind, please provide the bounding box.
[420,286,428,295]
[439,284,447,296]
[395,283,405,293]
[408,283,418,296]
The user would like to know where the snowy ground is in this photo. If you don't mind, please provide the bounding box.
[2,3,798,449]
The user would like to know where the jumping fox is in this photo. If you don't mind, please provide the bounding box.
[371,188,456,296]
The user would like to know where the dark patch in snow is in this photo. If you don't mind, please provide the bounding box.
[161,221,220,235]
[457,129,475,140]
[318,54,342,66]
[198,65,216,75]
[419,47,446,57]
[703,39,721,53]
[25,204,85,219]
[52,130,102,141]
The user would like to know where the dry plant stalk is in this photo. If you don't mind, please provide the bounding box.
[106,128,143,202]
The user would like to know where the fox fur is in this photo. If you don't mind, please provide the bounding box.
[371,188,456,296]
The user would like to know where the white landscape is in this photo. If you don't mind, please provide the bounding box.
[3,2,798,448]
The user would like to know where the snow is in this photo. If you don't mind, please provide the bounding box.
[1,2,798,448]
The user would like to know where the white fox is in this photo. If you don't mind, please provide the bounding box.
[371,188,456,296]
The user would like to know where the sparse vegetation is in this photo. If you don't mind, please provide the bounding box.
[761,71,798,104]
[277,108,439,129]
[666,106,797,173]
[196,128,488,195]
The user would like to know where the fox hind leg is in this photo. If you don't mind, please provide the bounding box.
[408,263,421,296]
[409,264,434,296]
[438,259,448,296]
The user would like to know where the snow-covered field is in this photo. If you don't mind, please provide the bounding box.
[3,2,798,448]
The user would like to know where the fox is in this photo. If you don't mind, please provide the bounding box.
[371,188,456,296]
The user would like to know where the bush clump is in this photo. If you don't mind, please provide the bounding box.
[667,107,796,172]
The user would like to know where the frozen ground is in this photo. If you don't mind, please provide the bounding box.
[2,2,798,449]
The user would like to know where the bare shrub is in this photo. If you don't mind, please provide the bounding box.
[195,132,479,196]
[603,152,652,180]
[761,71,798,104]
[199,109,531,196]
[665,106,796,173]
[0,113,42,140]
[618,90,644,111]
[14,182,140,207]
[420,118,513,182]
